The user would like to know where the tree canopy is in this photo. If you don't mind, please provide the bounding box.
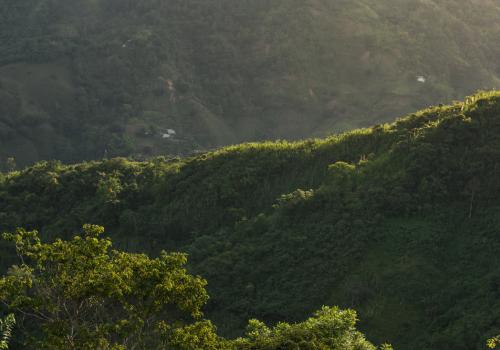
[0,225,383,350]
[0,225,212,349]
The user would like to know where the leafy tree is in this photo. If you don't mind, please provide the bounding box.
[0,225,212,350]
[488,336,500,349]
[0,314,15,350]
[233,306,378,350]
[165,320,230,350]
[96,175,123,205]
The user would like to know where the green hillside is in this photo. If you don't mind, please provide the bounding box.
[1,0,500,166]
[2,92,500,349]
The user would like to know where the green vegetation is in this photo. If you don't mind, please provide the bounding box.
[2,92,500,349]
[0,225,210,349]
[233,307,378,350]
[0,314,15,350]
[0,225,380,349]
[488,336,500,349]
[1,0,500,166]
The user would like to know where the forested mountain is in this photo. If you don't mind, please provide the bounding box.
[1,0,500,166]
[2,92,500,349]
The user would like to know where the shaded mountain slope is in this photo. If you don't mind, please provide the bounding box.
[1,0,500,166]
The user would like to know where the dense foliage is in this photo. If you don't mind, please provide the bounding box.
[488,336,500,349]
[0,314,15,350]
[1,0,500,166]
[233,307,379,350]
[0,225,379,349]
[2,92,500,349]
[0,225,212,349]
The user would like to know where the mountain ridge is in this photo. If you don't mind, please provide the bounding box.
[2,91,500,349]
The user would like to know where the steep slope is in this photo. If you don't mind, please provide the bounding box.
[1,0,500,166]
[2,92,500,349]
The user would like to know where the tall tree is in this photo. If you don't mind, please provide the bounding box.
[0,225,218,349]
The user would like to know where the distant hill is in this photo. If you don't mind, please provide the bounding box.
[1,0,500,166]
[2,92,500,349]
